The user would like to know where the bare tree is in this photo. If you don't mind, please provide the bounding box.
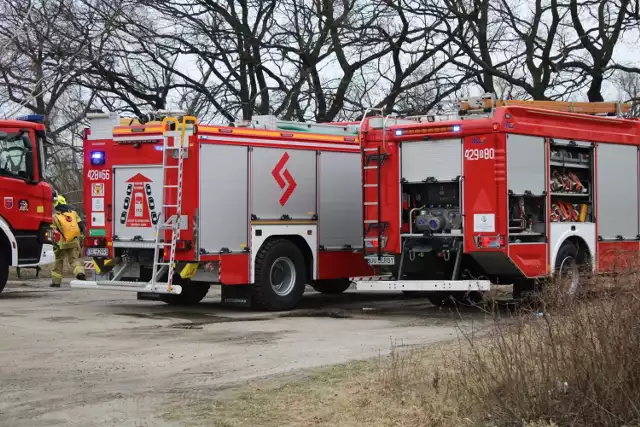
[0,0,109,204]
[558,0,634,101]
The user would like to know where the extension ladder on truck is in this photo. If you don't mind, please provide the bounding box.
[360,109,393,267]
[149,115,197,294]
[70,114,195,294]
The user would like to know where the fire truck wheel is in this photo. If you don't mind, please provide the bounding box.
[554,241,584,296]
[159,280,210,306]
[0,251,8,294]
[311,279,351,294]
[252,239,307,311]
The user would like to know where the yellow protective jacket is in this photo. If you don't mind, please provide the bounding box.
[54,211,83,248]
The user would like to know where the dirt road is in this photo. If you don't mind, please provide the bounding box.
[0,280,490,427]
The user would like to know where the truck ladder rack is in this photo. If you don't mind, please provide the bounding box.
[388,93,634,125]
[234,115,360,137]
[460,93,632,116]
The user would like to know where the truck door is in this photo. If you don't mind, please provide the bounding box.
[0,128,49,264]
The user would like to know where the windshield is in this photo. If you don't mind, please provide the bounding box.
[0,130,33,180]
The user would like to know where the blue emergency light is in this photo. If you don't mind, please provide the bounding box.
[394,129,403,136]
[452,125,461,132]
[90,151,105,166]
[16,114,45,123]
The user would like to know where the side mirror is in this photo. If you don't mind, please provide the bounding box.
[21,132,33,148]
[25,150,35,182]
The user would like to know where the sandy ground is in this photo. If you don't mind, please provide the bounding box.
[0,278,492,427]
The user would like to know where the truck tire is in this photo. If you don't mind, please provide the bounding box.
[554,241,585,296]
[0,251,8,294]
[159,280,210,306]
[252,238,307,311]
[311,278,351,294]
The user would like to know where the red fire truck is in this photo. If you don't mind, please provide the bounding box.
[70,112,373,310]
[0,115,55,293]
[352,95,639,303]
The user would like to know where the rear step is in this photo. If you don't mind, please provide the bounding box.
[70,279,182,294]
[351,278,491,292]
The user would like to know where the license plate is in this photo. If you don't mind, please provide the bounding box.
[86,247,109,257]
[366,256,395,266]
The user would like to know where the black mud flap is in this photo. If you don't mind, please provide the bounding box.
[137,292,161,301]
[221,284,252,308]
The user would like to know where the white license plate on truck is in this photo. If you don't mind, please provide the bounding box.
[366,256,395,266]
[86,248,109,257]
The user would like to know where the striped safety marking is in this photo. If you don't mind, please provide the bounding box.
[84,261,96,270]
[349,276,391,281]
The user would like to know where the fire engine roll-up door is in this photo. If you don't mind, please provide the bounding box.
[597,144,639,239]
[506,134,546,195]
[199,144,249,253]
[318,151,363,249]
[252,147,317,220]
[401,138,462,182]
[112,165,164,242]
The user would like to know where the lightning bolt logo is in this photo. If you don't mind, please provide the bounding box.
[272,152,297,206]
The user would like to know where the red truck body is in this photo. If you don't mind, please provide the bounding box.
[77,113,373,310]
[0,115,54,291]
[354,99,640,299]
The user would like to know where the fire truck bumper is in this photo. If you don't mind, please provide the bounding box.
[40,244,55,265]
[70,280,182,295]
[351,278,491,292]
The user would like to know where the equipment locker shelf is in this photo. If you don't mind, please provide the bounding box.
[548,139,594,224]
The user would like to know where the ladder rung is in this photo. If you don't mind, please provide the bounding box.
[364,184,378,187]
[364,220,378,223]
[364,202,378,205]
[363,148,379,152]
[163,204,178,208]
[164,185,179,188]
[164,166,179,169]
[364,166,378,170]
[155,262,172,266]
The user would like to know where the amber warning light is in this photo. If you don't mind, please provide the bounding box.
[394,124,461,137]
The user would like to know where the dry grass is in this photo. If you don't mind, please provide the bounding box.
[456,272,640,427]
[168,270,640,427]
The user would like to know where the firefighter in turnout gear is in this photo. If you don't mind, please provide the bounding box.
[51,193,86,287]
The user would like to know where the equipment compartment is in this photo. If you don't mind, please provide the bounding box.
[549,141,594,223]
[508,194,546,243]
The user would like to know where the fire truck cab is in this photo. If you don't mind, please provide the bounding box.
[0,115,55,293]
[354,95,639,303]
[71,112,373,310]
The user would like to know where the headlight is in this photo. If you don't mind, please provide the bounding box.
[43,228,54,244]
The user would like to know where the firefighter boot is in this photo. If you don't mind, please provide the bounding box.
[51,256,64,288]
[69,246,86,281]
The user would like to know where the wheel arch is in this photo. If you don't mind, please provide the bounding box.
[0,216,18,266]
[549,222,596,276]
[553,235,593,275]
[250,224,318,284]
